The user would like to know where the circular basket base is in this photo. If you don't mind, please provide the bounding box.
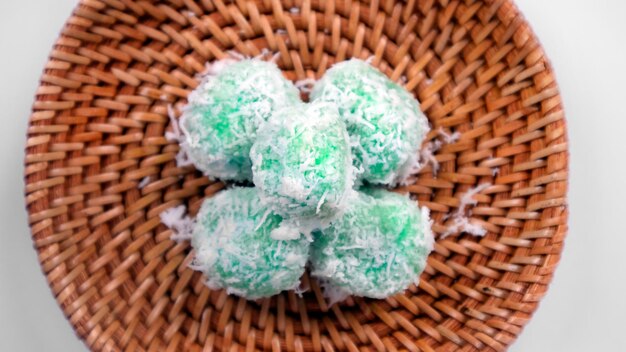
[25,0,568,351]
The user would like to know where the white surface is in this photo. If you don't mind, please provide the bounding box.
[0,0,625,351]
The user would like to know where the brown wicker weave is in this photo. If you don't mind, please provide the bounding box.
[24,0,568,351]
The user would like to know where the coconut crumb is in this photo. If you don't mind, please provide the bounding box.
[195,56,239,81]
[418,127,461,176]
[441,183,491,238]
[295,78,317,94]
[270,222,301,241]
[188,259,206,272]
[279,176,308,202]
[270,51,281,63]
[138,176,151,189]
[160,205,195,242]
[421,206,435,252]
[227,51,245,60]
[418,140,442,174]
[165,104,181,142]
[165,104,194,168]
[255,48,272,61]
[175,149,194,167]
[437,127,461,144]
[182,10,196,18]
[292,281,309,296]
[317,278,350,307]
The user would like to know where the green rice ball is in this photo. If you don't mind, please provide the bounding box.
[250,102,354,228]
[181,59,300,181]
[310,59,430,186]
[191,187,309,299]
[310,188,433,299]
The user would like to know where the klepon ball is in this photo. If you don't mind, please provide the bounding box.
[191,187,309,299]
[181,59,300,181]
[311,59,430,186]
[310,188,434,299]
[250,101,354,228]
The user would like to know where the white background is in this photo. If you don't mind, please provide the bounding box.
[1,0,625,351]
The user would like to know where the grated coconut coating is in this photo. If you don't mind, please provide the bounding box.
[191,188,310,299]
[180,59,301,181]
[310,59,430,186]
[310,188,434,299]
[250,101,354,227]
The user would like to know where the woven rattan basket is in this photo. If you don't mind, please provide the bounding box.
[24,0,568,350]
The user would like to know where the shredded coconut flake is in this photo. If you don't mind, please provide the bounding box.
[441,183,491,238]
[437,127,461,144]
[160,205,194,242]
[292,281,309,296]
[270,223,302,241]
[227,51,245,60]
[256,48,271,59]
[138,176,151,189]
[318,279,350,307]
[172,103,194,168]
[166,104,182,142]
[206,58,237,76]
[417,127,461,176]
[295,78,317,94]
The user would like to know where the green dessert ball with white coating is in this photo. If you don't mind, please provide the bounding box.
[250,101,354,228]
[310,59,430,186]
[310,188,434,299]
[191,187,309,299]
[181,59,301,181]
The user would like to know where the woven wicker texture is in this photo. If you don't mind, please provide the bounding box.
[24,0,568,351]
